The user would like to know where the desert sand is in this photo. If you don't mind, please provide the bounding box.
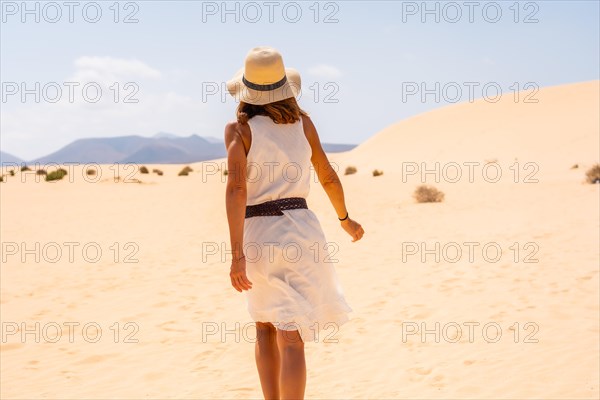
[1,80,598,399]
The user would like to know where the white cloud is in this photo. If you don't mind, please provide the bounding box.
[67,56,161,88]
[1,57,209,160]
[74,56,161,78]
[308,64,342,79]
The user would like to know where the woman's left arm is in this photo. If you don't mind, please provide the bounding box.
[224,122,253,292]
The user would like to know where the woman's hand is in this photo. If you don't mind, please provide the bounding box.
[230,256,253,292]
[341,218,364,242]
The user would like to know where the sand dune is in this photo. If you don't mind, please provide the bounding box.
[1,81,598,398]
[332,80,599,180]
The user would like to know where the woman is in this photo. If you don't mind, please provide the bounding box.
[224,46,364,399]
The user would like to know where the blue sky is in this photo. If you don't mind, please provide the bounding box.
[1,0,599,160]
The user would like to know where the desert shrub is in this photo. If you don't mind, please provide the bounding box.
[36,169,47,175]
[413,185,445,203]
[152,169,163,176]
[9,170,15,176]
[139,166,149,174]
[571,164,579,169]
[179,166,193,176]
[345,166,357,175]
[46,168,67,181]
[223,169,228,176]
[86,169,96,176]
[0,175,3,182]
[21,165,31,172]
[372,169,384,177]
[585,164,600,184]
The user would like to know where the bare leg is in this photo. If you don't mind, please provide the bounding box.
[277,328,306,400]
[255,322,280,399]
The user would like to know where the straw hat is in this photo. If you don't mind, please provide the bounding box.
[226,46,301,105]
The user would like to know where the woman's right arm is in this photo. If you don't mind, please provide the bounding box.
[301,115,365,242]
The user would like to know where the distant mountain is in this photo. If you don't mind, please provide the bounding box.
[203,136,223,144]
[25,133,358,164]
[321,143,356,152]
[0,151,24,164]
[153,132,179,139]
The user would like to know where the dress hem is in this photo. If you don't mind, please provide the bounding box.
[248,298,353,343]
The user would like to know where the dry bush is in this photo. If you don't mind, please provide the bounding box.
[571,164,579,169]
[46,168,68,182]
[413,185,445,203]
[179,166,193,176]
[223,170,228,176]
[372,169,384,177]
[345,166,357,175]
[9,170,15,176]
[0,175,3,182]
[152,169,163,176]
[585,164,600,184]
[36,169,47,175]
[139,166,149,174]
[21,165,31,172]
[86,169,96,176]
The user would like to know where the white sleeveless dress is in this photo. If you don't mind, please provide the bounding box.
[243,115,352,343]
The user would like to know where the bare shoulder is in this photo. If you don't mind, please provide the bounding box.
[224,120,251,152]
[301,114,318,142]
[224,121,239,148]
[300,114,328,163]
[301,114,316,132]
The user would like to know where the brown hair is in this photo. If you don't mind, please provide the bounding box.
[236,97,308,125]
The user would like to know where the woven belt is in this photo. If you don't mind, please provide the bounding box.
[245,197,308,218]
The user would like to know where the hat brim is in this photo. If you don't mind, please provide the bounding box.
[226,67,301,105]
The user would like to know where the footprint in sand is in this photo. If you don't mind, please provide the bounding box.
[157,320,187,333]
[371,299,387,308]
[411,311,433,319]
[75,354,117,365]
[193,350,215,361]
[411,366,432,375]
[430,374,445,389]
[407,366,432,383]
[61,370,76,378]
[34,309,51,317]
